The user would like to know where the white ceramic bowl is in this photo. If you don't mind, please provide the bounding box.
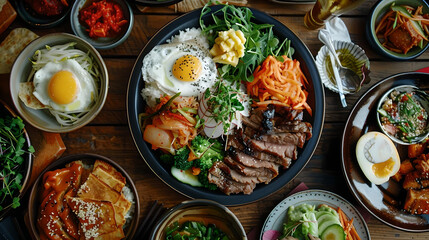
[10,33,109,133]
[316,40,370,94]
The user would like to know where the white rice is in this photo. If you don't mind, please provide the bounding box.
[122,185,135,228]
[167,27,210,50]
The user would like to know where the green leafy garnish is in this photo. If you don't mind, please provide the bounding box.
[165,220,230,240]
[0,115,34,211]
[204,80,246,133]
[199,3,294,86]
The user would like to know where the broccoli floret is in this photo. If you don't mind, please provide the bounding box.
[191,135,224,170]
[173,146,193,170]
[198,170,218,191]
[190,135,224,190]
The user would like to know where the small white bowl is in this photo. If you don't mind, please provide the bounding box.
[316,40,370,94]
[10,33,109,133]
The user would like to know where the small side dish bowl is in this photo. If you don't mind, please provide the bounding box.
[70,0,134,50]
[149,199,246,239]
[10,33,109,133]
[0,100,33,221]
[316,40,370,94]
[13,0,74,29]
[366,0,429,60]
[376,85,429,145]
[27,153,140,239]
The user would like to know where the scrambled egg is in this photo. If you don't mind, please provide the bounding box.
[210,29,246,67]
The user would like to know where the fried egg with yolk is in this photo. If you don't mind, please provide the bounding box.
[141,42,217,107]
[32,59,96,112]
[355,131,400,185]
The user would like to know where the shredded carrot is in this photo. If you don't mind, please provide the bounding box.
[247,55,312,116]
[375,4,429,54]
[191,166,201,175]
[337,207,361,240]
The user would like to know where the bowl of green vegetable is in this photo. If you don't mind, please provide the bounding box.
[377,85,429,145]
[0,100,34,220]
[149,199,246,239]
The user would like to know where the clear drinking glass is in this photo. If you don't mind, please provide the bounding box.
[304,0,366,30]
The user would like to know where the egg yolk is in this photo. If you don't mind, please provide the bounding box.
[48,70,78,105]
[372,158,396,178]
[172,55,202,82]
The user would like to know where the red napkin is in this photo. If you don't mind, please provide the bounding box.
[417,67,429,73]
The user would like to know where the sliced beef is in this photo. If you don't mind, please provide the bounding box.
[224,156,276,179]
[208,164,255,195]
[248,139,298,160]
[213,106,312,195]
[227,133,291,168]
[216,161,273,184]
[244,127,307,148]
[231,151,280,174]
[275,121,313,140]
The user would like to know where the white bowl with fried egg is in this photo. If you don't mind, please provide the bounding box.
[10,33,108,133]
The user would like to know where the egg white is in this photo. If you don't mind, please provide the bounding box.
[32,59,96,112]
[355,131,401,185]
[141,42,217,107]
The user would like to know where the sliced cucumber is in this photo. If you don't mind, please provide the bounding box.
[320,224,346,240]
[171,166,203,187]
[318,217,341,236]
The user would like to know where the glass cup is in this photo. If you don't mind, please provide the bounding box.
[304,0,366,30]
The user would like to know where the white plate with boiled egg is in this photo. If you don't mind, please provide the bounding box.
[127,5,325,206]
[341,72,429,232]
[10,33,108,133]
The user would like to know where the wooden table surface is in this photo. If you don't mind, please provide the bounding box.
[1,0,429,239]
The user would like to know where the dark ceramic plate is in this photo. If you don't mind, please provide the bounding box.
[13,0,74,29]
[0,100,33,221]
[342,72,429,232]
[27,153,140,239]
[127,6,325,206]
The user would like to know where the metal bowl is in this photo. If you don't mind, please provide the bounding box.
[376,85,429,145]
[149,199,246,239]
[10,33,109,133]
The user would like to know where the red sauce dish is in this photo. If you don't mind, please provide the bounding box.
[78,0,128,38]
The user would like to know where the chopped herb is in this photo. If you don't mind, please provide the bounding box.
[0,115,34,211]
[204,80,246,133]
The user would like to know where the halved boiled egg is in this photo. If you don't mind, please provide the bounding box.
[355,131,400,185]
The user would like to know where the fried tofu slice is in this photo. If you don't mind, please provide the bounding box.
[93,160,126,191]
[77,173,130,227]
[92,165,125,193]
[67,197,124,240]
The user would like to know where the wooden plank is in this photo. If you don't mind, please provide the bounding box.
[136,0,377,16]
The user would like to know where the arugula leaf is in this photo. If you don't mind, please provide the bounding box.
[199,3,294,86]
